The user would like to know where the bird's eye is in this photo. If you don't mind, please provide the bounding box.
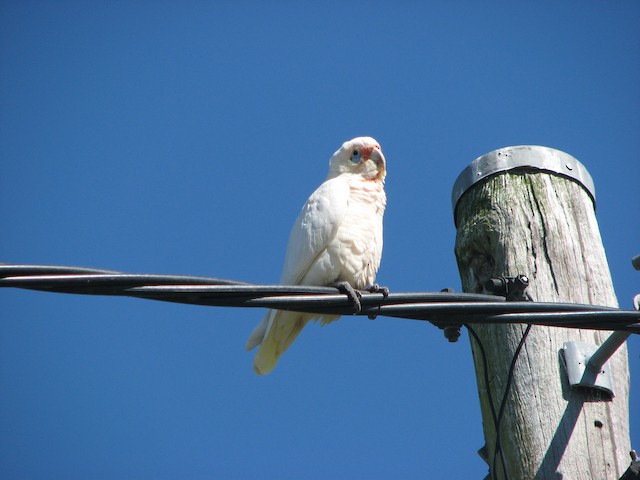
[351,150,361,163]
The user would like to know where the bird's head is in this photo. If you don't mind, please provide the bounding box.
[328,137,386,182]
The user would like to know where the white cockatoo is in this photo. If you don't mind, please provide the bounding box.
[246,136,387,375]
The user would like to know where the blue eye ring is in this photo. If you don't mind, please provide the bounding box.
[351,150,361,163]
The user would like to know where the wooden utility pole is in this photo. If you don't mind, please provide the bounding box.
[452,146,631,479]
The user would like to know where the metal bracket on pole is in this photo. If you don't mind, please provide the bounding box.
[561,340,615,397]
[561,298,637,398]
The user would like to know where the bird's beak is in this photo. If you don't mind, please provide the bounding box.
[367,147,386,170]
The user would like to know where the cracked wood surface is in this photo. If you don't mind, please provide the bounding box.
[454,171,631,480]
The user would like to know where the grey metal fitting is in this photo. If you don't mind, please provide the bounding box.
[452,145,596,217]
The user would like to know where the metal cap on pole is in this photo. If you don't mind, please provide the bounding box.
[452,145,596,225]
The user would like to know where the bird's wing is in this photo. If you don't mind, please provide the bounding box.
[246,176,349,374]
[279,175,350,285]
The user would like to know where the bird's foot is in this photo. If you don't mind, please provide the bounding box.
[331,281,362,314]
[365,284,389,319]
[366,284,389,298]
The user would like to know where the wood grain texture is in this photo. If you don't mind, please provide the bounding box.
[454,170,630,479]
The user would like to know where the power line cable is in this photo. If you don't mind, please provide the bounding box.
[1,264,638,333]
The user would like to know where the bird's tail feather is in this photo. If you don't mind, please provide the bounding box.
[245,311,271,351]
[251,309,310,375]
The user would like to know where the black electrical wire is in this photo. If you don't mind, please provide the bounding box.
[465,322,532,480]
[465,323,508,478]
[1,264,639,333]
[493,324,532,480]
[468,291,534,480]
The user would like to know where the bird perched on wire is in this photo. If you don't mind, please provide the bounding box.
[246,136,388,375]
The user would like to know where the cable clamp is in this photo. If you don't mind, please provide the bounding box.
[484,274,532,301]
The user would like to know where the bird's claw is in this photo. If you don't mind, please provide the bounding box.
[331,281,362,314]
[364,284,389,319]
[367,283,389,298]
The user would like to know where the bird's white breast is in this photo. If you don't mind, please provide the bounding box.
[327,176,386,288]
[281,172,386,291]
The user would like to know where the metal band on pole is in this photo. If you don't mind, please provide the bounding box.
[452,145,596,219]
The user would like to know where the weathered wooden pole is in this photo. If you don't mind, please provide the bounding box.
[452,146,631,479]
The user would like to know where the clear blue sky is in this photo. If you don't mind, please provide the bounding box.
[1,1,638,478]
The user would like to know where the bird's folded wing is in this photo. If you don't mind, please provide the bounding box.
[280,176,349,285]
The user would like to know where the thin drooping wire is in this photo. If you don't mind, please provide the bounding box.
[465,322,532,480]
[492,323,532,480]
[465,323,508,479]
